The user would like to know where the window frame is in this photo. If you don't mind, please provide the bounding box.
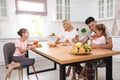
[15,0,47,16]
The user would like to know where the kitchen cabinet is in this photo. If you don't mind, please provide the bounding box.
[53,0,70,21]
[70,0,98,22]
[112,37,120,62]
[0,0,8,19]
[52,0,98,22]
[114,0,120,19]
[97,0,120,20]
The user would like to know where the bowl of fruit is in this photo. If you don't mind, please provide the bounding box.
[71,42,92,55]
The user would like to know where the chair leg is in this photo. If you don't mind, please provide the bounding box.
[32,65,39,80]
[95,66,98,80]
[4,74,8,80]
[21,69,23,80]
[18,68,22,80]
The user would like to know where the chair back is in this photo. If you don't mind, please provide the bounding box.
[3,42,15,66]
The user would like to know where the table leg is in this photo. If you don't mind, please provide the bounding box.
[105,56,112,80]
[60,65,66,80]
[26,50,57,75]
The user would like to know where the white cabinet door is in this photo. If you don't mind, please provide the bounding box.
[0,0,7,19]
[0,40,6,64]
[70,0,98,22]
[53,0,70,21]
[97,0,120,20]
[115,0,120,19]
[112,37,120,62]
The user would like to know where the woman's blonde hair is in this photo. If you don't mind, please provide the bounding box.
[63,19,74,31]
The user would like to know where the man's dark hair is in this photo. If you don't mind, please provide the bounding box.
[85,17,95,24]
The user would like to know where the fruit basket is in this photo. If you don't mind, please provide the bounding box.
[71,42,92,55]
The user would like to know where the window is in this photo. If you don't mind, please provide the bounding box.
[15,0,47,15]
[18,15,43,37]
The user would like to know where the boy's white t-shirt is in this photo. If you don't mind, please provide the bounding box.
[58,29,79,44]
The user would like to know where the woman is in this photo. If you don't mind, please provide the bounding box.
[55,19,79,44]
[55,19,80,80]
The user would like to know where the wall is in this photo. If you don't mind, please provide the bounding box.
[1,0,120,38]
[97,19,120,36]
[0,0,19,38]
[0,0,87,64]
[0,0,87,38]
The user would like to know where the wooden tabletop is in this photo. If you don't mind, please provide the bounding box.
[32,42,120,64]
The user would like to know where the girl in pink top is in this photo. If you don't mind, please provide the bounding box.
[91,24,106,45]
[6,28,36,78]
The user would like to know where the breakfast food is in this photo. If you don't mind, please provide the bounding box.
[48,42,57,47]
[71,42,92,54]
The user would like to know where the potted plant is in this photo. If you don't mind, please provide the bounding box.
[81,28,87,33]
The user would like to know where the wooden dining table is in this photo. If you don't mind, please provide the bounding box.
[27,42,120,80]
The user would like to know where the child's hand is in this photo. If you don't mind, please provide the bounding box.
[28,45,36,50]
[31,45,36,49]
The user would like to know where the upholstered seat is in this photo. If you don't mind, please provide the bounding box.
[3,42,39,80]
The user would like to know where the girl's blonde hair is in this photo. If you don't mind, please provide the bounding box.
[63,19,74,31]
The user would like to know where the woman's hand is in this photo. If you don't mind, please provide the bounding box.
[72,35,80,43]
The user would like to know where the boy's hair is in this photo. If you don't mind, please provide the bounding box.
[95,24,106,35]
[85,17,95,24]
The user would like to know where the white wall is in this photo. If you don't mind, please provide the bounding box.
[97,19,120,36]
[0,0,88,38]
[0,0,19,38]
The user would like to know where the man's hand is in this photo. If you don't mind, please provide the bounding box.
[90,43,100,49]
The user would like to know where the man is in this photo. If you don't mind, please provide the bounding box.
[82,17,113,80]
[82,17,113,49]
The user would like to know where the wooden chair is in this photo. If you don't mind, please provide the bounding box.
[3,42,39,80]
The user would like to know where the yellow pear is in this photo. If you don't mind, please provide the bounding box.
[72,46,78,53]
[75,42,83,48]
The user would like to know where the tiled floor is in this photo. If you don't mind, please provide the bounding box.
[0,59,120,80]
